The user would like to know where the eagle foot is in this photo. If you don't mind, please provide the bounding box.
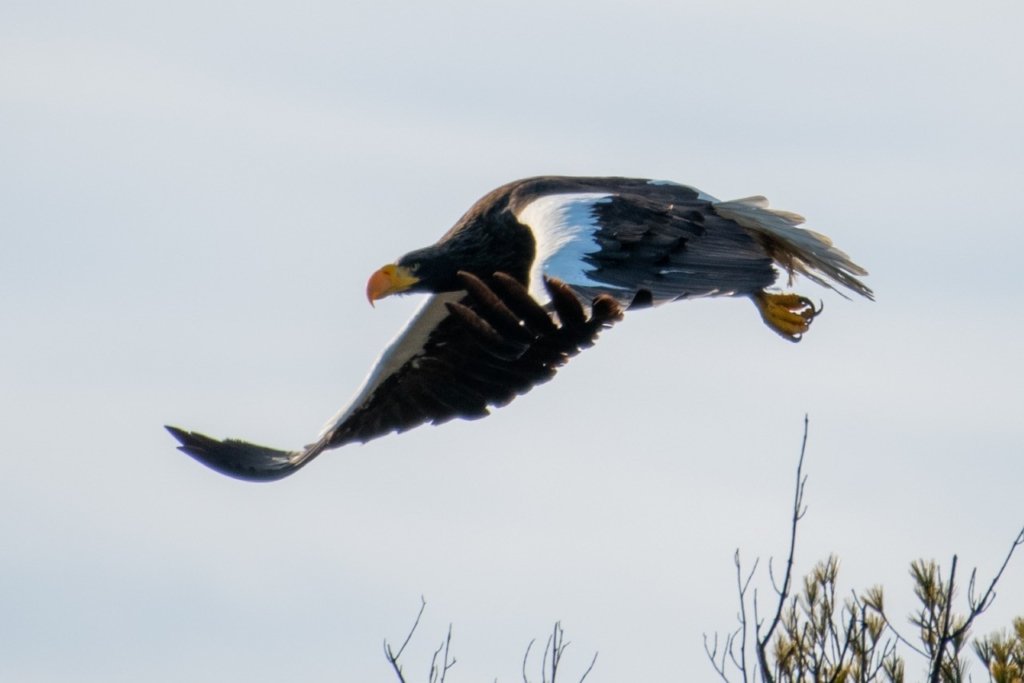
[753,291,822,342]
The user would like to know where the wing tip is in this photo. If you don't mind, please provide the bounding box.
[164,424,309,482]
[164,423,206,456]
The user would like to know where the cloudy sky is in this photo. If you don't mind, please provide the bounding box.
[3,0,1023,680]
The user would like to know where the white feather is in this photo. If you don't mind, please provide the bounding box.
[317,292,462,438]
[514,192,617,302]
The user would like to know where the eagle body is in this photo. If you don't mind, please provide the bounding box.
[168,176,872,481]
[391,177,779,308]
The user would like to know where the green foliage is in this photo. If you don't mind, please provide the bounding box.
[907,559,970,682]
[710,542,1023,683]
[704,418,1024,683]
[975,618,1024,683]
[770,556,902,683]
[381,420,1024,683]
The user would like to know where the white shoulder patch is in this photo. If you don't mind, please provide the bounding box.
[514,193,613,301]
[318,292,461,438]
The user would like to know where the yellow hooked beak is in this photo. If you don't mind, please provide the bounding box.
[366,264,420,306]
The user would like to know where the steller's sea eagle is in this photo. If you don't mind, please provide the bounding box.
[167,176,872,481]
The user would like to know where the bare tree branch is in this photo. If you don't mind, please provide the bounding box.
[577,651,599,683]
[735,551,760,683]
[704,631,733,682]
[864,594,929,659]
[756,414,811,682]
[385,597,428,683]
[703,415,1024,683]
[520,622,597,683]
[965,526,1024,622]
[428,624,456,683]
[927,556,959,683]
[521,639,535,683]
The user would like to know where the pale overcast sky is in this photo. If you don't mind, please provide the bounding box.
[3,0,1023,681]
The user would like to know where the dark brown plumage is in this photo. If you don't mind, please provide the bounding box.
[168,176,871,481]
[168,273,622,481]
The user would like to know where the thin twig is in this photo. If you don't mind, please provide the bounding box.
[384,597,428,683]
[522,639,535,683]
[734,550,760,683]
[928,556,958,683]
[549,622,564,683]
[429,623,456,683]
[577,651,599,683]
[757,415,811,682]
[866,602,929,659]
[541,627,553,683]
[703,631,733,682]
[964,525,1024,621]
[938,524,1024,673]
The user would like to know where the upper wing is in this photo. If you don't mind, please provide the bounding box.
[166,273,623,482]
[510,181,777,307]
[507,177,871,305]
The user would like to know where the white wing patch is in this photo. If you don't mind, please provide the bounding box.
[317,292,462,439]
[515,193,615,302]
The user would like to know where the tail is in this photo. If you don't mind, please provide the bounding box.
[714,196,874,301]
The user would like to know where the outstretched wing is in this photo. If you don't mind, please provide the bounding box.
[506,177,871,306]
[509,180,777,307]
[166,273,622,482]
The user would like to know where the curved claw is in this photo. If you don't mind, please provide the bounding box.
[753,291,823,342]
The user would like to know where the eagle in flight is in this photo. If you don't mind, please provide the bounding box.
[167,176,872,481]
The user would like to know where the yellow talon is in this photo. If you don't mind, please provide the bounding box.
[753,291,822,342]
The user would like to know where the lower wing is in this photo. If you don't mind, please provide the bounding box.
[166,273,623,482]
